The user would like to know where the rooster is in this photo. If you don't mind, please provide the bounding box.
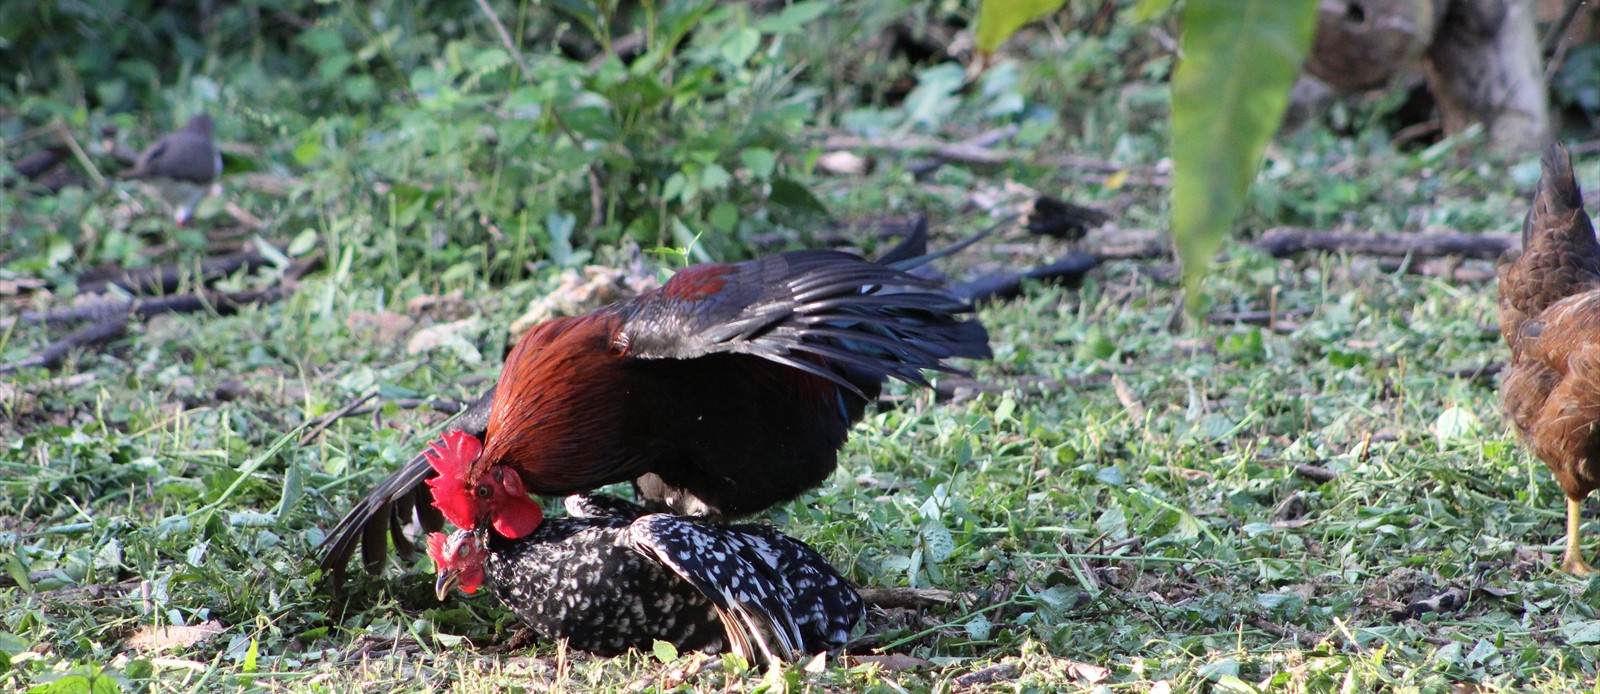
[427,436,863,663]
[1498,143,1600,576]
[319,222,992,585]
[120,114,222,227]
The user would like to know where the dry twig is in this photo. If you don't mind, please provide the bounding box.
[299,392,381,446]
[1252,228,1514,260]
[857,587,958,609]
[472,0,530,77]
[8,257,318,329]
[75,248,280,295]
[6,285,295,329]
[0,316,128,374]
[52,120,106,189]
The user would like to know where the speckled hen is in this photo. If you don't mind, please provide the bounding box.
[429,492,864,663]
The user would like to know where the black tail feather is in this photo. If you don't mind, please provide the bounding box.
[317,387,496,591]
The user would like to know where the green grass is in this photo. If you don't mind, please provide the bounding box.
[4,1,1600,692]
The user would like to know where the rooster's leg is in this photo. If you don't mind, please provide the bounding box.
[1562,496,1597,577]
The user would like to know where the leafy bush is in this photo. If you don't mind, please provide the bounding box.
[3,0,840,283]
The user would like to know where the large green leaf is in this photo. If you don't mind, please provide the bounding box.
[1170,0,1317,312]
[1131,0,1179,21]
[975,0,1068,53]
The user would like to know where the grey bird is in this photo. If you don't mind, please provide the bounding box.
[121,114,222,226]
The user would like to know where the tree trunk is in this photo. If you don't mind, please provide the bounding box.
[1303,0,1550,153]
[1307,0,1437,91]
[1423,0,1550,152]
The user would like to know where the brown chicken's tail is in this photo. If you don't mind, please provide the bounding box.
[1525,143,1585,247]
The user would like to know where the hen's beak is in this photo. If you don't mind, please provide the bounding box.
[435,568,461,601]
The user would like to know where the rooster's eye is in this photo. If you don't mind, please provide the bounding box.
[455,544,470,559]
[475,484,492,499]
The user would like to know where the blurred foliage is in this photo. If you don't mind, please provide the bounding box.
[974,0,1318,312]
[975,0,1065,53]
[1555,44,1600,132]
[1168,0,1317,310]
[1,0,838,285]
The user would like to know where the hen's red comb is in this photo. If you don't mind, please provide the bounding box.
[423,430,484,530]
[425,532,450,567]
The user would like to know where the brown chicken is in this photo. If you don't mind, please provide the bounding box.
[1498,143,1600,576]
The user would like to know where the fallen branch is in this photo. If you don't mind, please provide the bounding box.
[906,125,1021,177]
[953,251,1102,304]
[1088,227,1516,265]
[1441,361,1503,383]
[5,285,293,329]
[1543,0,1589,82]
[1206,308,1309,324]
[1083,228,1168,260]
[953,664,1021,690]
[1374,257,1499,283]
[1,256,315,372]
[232,172,301,197]
[1569,139,1600,156]
[1253,228,1515,260]
[1041,153,1172,187]
[342,397,462,419]
[821,126,1019,168]
[472,0,531,77]
[1110,374,1147,425]
[224,202,267,230]
[26,578,144,602]
[857,587,958,609]
[8,257,318,329]
[1206,307,1313,330]
[10,148,67,180]
[75,249,278,295]
[0,316,128,374]
[747,216,932,252]
[1044,154,1133,175]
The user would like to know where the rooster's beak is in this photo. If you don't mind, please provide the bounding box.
[435,568,461,601]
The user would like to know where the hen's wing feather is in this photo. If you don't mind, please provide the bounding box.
[1521,293,1600,374]
[625,515,803,664]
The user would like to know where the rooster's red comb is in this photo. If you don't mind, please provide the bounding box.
[424,430,483,478]
[423,430,484,530]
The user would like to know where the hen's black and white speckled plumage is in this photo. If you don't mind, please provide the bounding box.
[460,495,863,662]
